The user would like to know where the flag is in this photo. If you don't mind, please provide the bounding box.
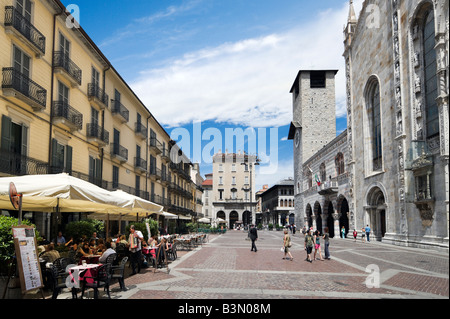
[315,174,321,186]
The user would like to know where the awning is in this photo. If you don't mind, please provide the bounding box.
[0,173,121,213]
[198,217,211,223]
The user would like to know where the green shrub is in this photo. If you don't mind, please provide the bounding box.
[65,220,96,241]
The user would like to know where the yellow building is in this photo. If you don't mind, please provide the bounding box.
[0,0,199,238]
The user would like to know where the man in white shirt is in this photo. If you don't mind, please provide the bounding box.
[99,241,116,263]
[129,225,144,275]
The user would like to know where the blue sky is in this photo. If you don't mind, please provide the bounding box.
[61,0,362,190]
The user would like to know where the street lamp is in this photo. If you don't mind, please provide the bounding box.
[241,157,260,227]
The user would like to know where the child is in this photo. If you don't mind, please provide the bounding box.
[353,229,358,242]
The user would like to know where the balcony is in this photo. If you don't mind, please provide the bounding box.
[134,157,147,173]
[111,99,129,123]
[87,83,109,109]
[318,180,338,195]
[149,137,162,154]
[161,147,170,163]
[0,149,49,176]
[4,6,45,57]
[53,51,82,87]
[2,67,47,111]
[86,123,109,147]
[161,171,170,186]
[135,122,148,140]
[149,166,161,180]
[110,143,128,163]
[52,101,83,132]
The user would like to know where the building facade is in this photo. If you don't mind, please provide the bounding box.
[289,0,449,251]
[201,173,213,220]
[0,0,197,238]
[211,152,258,228]
[259,178,295,227]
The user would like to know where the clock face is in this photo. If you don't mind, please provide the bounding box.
[295,130,300,148]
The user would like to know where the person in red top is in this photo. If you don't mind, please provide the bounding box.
[353,229,358,242]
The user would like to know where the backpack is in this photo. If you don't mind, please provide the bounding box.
[305,235,313,247]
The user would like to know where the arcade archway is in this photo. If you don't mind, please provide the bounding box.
[229,211,239,229]
[305,204,313,229]
[366,186,387,240]
[314,201,322,233]
[326,201,335,238]
[338,196,350,238]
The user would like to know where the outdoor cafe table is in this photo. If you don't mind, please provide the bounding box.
[68,263,101,299]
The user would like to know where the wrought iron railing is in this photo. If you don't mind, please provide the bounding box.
[4,6,45,54]
[0,150,49,176]
[53,51,82,85]
[52,100,83,131]
[111,99,129,122]
[110,143,128,161]
[134,157,147,171]
[86,123,109,144]
[87,83,109,107]
[135,122,148,139]
[2,67,47,108]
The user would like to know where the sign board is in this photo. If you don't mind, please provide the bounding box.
[12,225,44,294]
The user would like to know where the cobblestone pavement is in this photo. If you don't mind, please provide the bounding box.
[54,230,448,300]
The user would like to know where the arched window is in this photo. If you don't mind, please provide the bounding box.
[422,8,439,139]
[320,163,326,182]
[335,153,345,175]
[366,79,382,171]
[307,170,313,189]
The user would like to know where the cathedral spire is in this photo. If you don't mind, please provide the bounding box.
[348,0,357,24]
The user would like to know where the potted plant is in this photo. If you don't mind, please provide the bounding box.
[268,223,273,230]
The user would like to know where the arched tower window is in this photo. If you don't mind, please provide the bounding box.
[335,152,345,175]
[366,79,382,171]
[320,163,326,182]
[422,8,439,139]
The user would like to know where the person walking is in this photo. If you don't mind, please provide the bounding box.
[129,225,144,275]
[361,227,366,243]
[304,229,314,263]
[365,224,371,242]
[283,229,294,261]
[249,224,258,252]
[341,226,346,239]
[313,230,324,261]
[353,229,358,242]
[322,227,331,260]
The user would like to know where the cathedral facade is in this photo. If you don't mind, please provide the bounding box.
[290,0,449,251]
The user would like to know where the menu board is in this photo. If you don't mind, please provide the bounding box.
[12,225,44,294]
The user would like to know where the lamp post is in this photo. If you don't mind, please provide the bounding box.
[241,157,259,227]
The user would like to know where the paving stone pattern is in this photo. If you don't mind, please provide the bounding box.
[55,230,449,300]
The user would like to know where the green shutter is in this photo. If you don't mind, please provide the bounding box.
[95,158,102,181]
[51,138,58,171]
[1,115,12,152]
[21,125,28,156]
[65,145,73,173]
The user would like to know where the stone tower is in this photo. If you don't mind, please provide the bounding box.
[288,70,338,227]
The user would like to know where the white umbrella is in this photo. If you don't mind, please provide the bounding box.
[0,173,121,213]
[198,217,211,223]
[161,211,178,219]
[110,190,163,216]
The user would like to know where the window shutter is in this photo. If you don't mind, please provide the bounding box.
[65,145,73,173]
[51,138,58,171]
[1,115,12,152]
[21,125,28,156]
[95,158,102,181]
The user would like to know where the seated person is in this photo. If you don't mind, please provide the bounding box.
[76,241,93,258]
[96,238,106,255]
[99,242,116,263]
[40,243,60,263]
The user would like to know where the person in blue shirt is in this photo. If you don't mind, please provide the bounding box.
[365,225,371,242]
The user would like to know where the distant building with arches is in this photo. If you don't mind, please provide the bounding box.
[288,1,448,251]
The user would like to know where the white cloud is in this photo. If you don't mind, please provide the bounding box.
[130,1,362,128]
